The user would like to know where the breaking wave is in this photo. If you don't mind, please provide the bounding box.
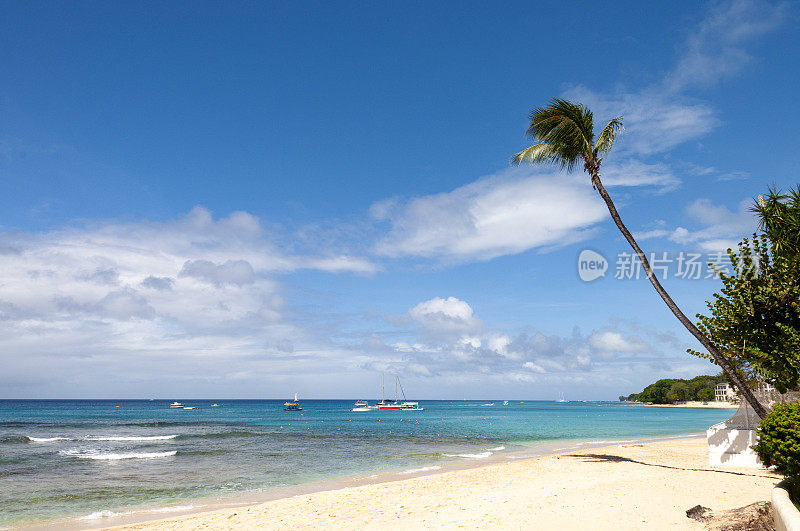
[399,465,441,474]
[86,435,178,441]
[443,451,493,459]
[60,450,177,460]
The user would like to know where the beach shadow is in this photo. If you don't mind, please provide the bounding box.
[567,454,775,479]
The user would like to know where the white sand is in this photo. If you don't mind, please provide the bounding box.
[102,437,780,530]
[642,401,738,409]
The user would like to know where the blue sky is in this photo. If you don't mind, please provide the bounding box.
[0,0,797,399]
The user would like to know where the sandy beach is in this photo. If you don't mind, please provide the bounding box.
[101,437,780,531]
[641,402,739,409]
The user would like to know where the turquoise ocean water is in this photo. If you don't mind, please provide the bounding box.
[0,399,732,527]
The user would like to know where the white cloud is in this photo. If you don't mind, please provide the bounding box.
[140,276,174,291]
[588,331,646,353]
[666,0,786,91]
[375,167,608,261]
[522,361,546,373]
[353,297,686,386]
[599,160,680,191]
[409,296,475,325]
[0,207,378,396]
[564,85,718,157]
[667,198,757,251]
[371,2,784,265]
[180,259,256,287]
[562,0,785,178]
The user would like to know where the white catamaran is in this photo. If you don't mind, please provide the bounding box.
[376,374,423,411]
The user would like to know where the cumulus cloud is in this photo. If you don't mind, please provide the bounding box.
[410,296,476,327]
[0,207,378,396]
[353,297,684,386]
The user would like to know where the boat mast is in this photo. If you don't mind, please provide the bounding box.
[395,374,398,402]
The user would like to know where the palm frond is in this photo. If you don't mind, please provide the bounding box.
[511,142,574,169]
[516,99,595,170]
[750,184,800,259]
[528,99,594,152]
[593,117,624,157]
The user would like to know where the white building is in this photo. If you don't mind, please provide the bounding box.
[714,380,777,402]
[715,383,736,402]
[757,381,776,393]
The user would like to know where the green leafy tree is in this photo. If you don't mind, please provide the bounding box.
[638,379,678,404]
[666,381,689,403]
[698,388,714,402]
[690,232,800,393]
[631,375,722,404]
[511,98,766,417]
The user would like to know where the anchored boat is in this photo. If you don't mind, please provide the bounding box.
[376,374,423,411]
[284,393,302,411]
[350,399,376,412]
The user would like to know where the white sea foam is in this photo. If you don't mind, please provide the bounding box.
[29,435,178,443]
[488,446,505,451]
[86,435,178,441]
[150,505,196,513]
[443,451,492,459]
[80,510,122,520]
[78,505,196,521]
[61,450,177,460]
[399,465,441,474]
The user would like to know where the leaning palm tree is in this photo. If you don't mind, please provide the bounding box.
[512,98,766,418]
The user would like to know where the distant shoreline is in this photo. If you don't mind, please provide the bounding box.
[639,401,738,409]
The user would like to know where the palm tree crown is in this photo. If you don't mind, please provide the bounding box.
[751,185,800,260]
[509,97,768,418]
[512,98,623,174]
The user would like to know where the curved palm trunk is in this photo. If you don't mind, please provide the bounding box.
[590,172,767,418]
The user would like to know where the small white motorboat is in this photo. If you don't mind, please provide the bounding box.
[169,401,183,408]
[350,400,376,412]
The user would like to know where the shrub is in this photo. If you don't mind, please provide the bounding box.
[752,403,800,477]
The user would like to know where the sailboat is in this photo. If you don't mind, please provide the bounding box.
[556,393,568,403]
[376,374,423,411]
[284,393,302,411]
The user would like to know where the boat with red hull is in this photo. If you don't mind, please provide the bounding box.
[375,375,423,411]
